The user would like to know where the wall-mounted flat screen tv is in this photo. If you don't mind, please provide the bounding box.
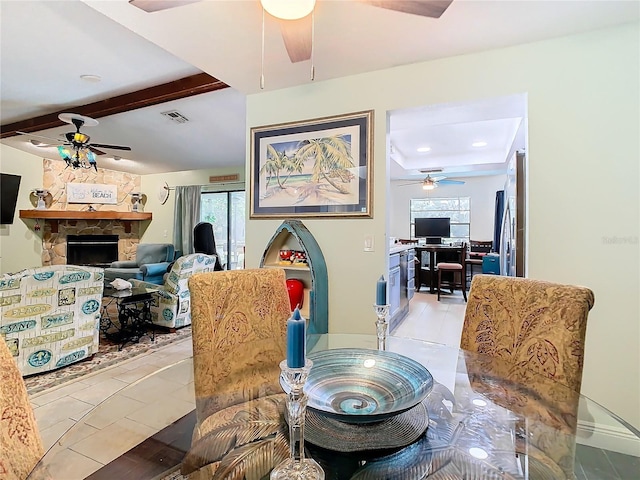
[415,217,450,239]
[1,173,22,225]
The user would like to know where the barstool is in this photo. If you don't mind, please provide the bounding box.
[436,242,467,302]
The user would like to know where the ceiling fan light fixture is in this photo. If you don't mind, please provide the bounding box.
[73,132,90,144]
[57,146,97,171]
[422,180,437,191]
[261,0,315,20]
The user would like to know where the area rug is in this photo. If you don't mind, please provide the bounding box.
[25,326,192,395]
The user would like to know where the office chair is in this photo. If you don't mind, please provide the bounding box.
[193,222,224,271]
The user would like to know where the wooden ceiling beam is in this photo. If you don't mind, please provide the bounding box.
[0,72,229,139]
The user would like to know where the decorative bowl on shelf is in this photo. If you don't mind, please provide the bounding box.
[301,348,434,423]
[279,249,294,263]
[293,250,307,264]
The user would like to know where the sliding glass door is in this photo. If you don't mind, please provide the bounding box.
[200,190,245,269]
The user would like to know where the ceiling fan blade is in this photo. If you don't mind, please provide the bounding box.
[361,0,454,19]
[128,0,201,13]
[90,143,132,151]
[16,131,64,145]
[438,179,465,185]
[279,15,312,63]
[88,146,107,156]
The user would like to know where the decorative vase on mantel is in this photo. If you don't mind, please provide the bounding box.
[32,189,49,210]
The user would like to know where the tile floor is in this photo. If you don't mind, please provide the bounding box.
[28,290,465,479]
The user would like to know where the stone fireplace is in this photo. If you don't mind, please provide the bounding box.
[37,158,144,266]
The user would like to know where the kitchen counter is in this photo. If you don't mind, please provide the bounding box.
[389,244,415,254]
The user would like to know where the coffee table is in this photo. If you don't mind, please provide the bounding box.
[100,286,158,350]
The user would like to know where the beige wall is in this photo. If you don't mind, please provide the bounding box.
[0,145,44,273]
[246,23,640,427]
[140,166,245,244]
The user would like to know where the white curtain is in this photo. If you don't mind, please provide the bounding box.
[173,185,201,255]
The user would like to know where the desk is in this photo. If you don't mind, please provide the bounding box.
[415,245,465,293]
[28,335,640,479]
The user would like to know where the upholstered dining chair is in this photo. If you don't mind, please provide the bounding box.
[461,274,594,479]
[461,274,595,393]
[0,338,44,480]
[182,268,291,479]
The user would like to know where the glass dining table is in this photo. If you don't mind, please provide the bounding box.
[28,334,640,479]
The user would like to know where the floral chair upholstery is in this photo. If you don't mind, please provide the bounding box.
[0,265,104,376]
[0,327,44,480]
[461,274,595,393]
[463,352,581,479]
[130,254,217,329]
[181,268,290,479]
[461,275,594,479]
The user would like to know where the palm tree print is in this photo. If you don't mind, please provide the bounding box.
[295,135,354,194]
[259,134,357,204]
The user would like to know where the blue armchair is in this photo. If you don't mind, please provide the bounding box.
[104,243,175,285]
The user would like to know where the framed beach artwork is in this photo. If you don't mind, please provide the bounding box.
[250,110,373,218]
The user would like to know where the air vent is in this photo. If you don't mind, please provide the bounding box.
[419,168,443,174]
[161,110,189,124]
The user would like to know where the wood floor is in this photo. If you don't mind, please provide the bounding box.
[85,410,195,480]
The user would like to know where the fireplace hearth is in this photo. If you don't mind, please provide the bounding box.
[67,234,119,267]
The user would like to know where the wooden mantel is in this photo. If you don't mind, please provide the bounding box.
[19,210,152,233]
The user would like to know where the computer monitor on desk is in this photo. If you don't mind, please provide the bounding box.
[415,217,450,244]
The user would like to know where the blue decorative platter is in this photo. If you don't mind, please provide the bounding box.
[304,348,434,423]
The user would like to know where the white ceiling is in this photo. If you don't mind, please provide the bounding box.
[1,0,637,177]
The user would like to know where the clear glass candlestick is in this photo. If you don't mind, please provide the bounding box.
[373,303,390,350]
[271,359,324,480]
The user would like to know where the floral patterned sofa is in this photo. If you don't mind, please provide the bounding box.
[0,265,104,376]
[130,254,217,329]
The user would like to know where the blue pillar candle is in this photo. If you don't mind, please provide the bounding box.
[286,307,306,368]
[376,275,387,305]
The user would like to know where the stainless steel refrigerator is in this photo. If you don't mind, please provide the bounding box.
[500,151,526,277]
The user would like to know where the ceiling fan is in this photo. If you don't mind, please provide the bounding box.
[18,113,132,171]
[399,174,465,190]
[129,0,454,63]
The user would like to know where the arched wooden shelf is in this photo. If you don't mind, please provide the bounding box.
[260,219,328,335]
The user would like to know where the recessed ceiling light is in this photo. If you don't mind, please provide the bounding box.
[417,147,431,153]
[472,141,487,148]
[112,156,122,161]
[80,74,102,83]
[30,140,50,147]
[472,398,487,407]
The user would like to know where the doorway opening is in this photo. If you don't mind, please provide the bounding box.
[387,93,528,342]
